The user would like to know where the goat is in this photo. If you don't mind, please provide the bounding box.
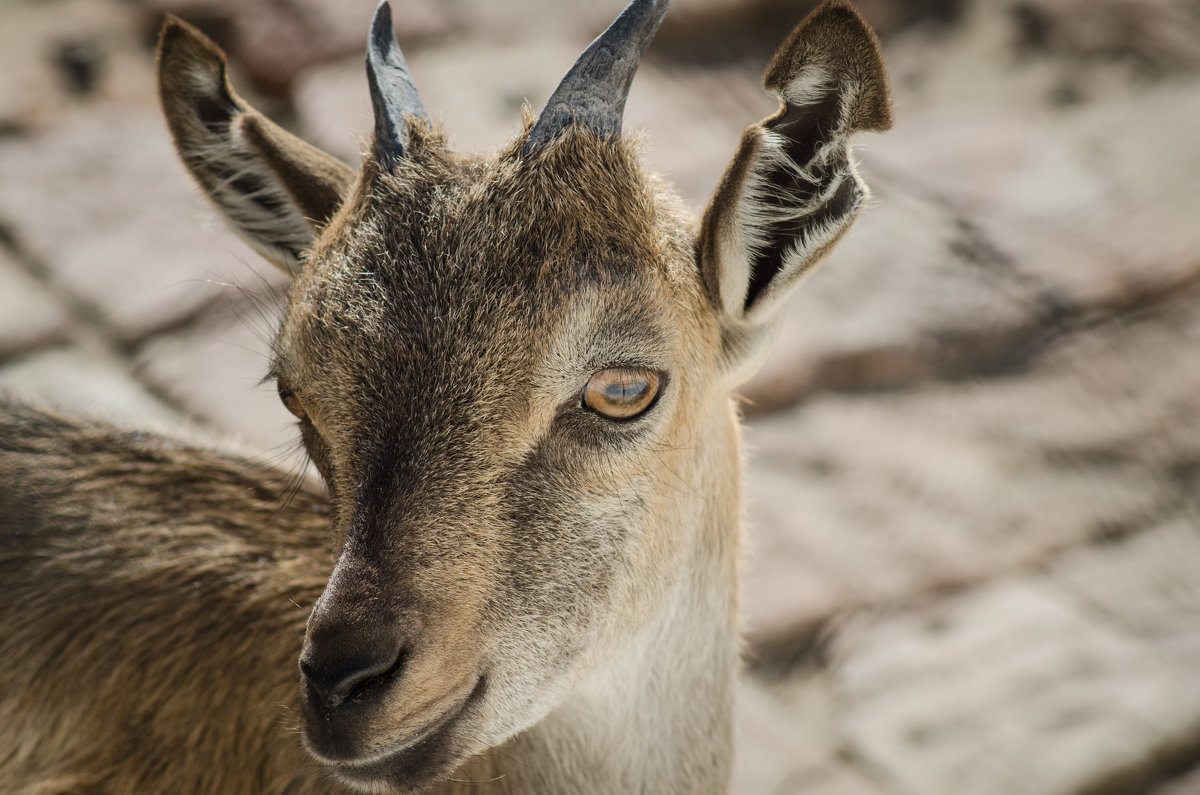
[0,1,891,792]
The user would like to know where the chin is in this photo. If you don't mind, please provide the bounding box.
[312,677,490,794]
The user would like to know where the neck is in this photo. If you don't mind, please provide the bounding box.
[439,402,743,795]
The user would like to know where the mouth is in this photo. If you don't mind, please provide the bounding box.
[329,675,488,791]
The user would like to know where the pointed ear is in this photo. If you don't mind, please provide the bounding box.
[156,17,355,274]
[698,0,891,375]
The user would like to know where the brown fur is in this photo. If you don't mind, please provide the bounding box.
[0,402,332,793]
[763,0,893,133]
[0,3,891,793]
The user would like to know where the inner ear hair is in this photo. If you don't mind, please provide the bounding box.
[699,0,892,323]
[156,16,355,273]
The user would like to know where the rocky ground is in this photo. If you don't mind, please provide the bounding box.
[2,0,1199,792]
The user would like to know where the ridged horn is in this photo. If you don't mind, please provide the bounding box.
[524,0,669,154]
[366,0,428,163]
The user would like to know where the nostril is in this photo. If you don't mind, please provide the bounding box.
[339,648,406,704]
[301,646,406,711]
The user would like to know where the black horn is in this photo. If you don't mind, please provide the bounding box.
[525,0,669,154]
[366,0,428,163]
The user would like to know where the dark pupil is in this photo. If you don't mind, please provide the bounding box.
[604,377,647,405]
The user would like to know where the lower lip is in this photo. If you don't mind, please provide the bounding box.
[333,675,487,788]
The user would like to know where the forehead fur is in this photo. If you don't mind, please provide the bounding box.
[278,121,700,373]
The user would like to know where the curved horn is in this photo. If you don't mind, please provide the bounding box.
[524,0,669,154]
[366,0,428,163]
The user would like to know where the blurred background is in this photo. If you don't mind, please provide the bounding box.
[2,0,1200,792]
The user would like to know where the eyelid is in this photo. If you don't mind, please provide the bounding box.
[276,377,308,419]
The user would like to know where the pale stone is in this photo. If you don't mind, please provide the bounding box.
[741,170,1042,410]
[295,38,582,164]
[833,578,1200,795]
[733,673,885,795]
[134,297,303,456]
[0,0,155,131]
[733,675,834,795]
[0,346,182,430]
[139,0,453,94]
[741,377,1171,649]
[0,250,70,358]
[876,86,1200,314]
[293,26,769,209]
[290,56,371,167]
[745,79,1200,409]
[0,111,288,341]
[1053,519,1200,643]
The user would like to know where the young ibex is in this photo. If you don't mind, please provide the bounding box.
[0,0,890,792]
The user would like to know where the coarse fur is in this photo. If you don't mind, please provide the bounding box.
[0,402,332,793]
[0,1,891,793]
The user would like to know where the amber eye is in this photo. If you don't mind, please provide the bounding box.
[276,379,307,420]
[581,367,662,420]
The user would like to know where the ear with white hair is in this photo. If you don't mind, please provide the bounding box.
[698,0,892,379]
[156,16,356,273]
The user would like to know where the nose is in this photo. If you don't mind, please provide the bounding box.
[300,631,406,711]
